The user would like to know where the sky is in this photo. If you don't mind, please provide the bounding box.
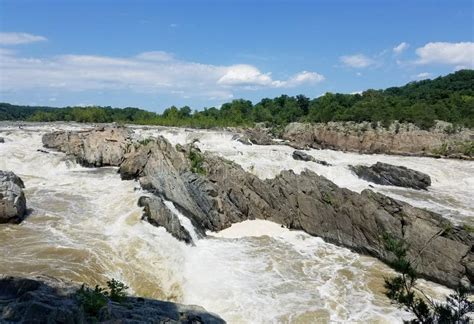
[0,0,473,112]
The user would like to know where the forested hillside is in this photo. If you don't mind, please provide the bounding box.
[1,69,473,129]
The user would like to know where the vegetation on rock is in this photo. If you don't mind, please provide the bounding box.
[76,278,129,318]
[383,234,473,323]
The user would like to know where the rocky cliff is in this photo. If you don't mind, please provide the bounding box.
[0,276,225,323]
[42,127,474,290]
[282,121,474,159]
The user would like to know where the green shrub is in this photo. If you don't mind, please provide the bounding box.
[76,278,129,317]
[76,284,108,317]
[383,233,473,323]
[189,150,206,175]
[107,278,129,303]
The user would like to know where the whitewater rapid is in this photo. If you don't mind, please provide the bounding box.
[0,123,465,323]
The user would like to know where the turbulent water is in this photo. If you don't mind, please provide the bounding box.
[0,123,468,323]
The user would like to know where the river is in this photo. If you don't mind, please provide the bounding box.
[1,122,468,323]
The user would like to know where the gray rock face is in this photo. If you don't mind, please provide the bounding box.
[0,171,27,224]
[42,127,474,290]
[138,195,194,244]
[234,128,274,145]
[42,126,132,167]
[282,121,474,159]
[292,150,331,166]
[0,276,226,323]
[350,162,431,190]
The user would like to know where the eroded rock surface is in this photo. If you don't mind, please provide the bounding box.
[0,276,225,323]
[0,170,26,224]
[41,127,474,290]
[42,126,132,167]
[350,162,431,190]
[283,121,474,159]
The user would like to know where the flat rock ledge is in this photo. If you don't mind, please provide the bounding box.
[0,170,27,224]
[350,162,432,190]
[42,127,474,291]
[0,276,225,323]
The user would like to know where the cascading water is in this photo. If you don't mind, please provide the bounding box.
[0,123,462,323]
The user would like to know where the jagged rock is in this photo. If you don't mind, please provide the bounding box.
[138,195,194,244]
[0,276,226,323]
[350,162,431,190]
[282,121,474,159]
[42,126,132,167]
[0,171,26,224]
[234,128,274,145]
[292,150,331,166]
[42,127,474,290]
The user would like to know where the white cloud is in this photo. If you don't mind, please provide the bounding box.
[218,64,274,86]
[136,51,174,61]
[0,32,47,45]
[282,71,325,87]
[340,54,375,68]
[415,42,474,67]
[0,50,323,100]
[393,42,409,55]
[414,72,432,79]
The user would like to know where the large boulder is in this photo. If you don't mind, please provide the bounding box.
[292,150,331,166]
[234,128,274,145]
[138,195,195,244]
[42,126,132,167]
[350,162,431,190]
[0,171,27,224]
[0,276,225,323]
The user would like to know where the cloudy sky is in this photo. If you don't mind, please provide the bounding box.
[0,0,473,112]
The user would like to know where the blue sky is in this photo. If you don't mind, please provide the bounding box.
[0,0,473,112]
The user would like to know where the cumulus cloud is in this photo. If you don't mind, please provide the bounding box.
[0,50,323,100]
[393,42,409,55]
[339,54,375,68]
[414,72,432,79]
[218,65,274,86]
[415,42,474,67]
[0,32,47,45]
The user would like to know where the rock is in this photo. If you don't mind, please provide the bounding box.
[0,276,226,323]
[138,195,194,244]
[282,121,474,159]
[0,137,4,143]
[292,150,331,166]
[234,128,274,145]
[36,149,49,154]
[350,162,431,190]
[42,127,474,290]
[42,126,132,167]
[0,170,27,224]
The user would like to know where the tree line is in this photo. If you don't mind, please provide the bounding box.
[1,69,473,129]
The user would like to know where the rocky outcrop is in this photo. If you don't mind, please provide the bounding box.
[41,127,474,290]
[0,171,27,224]
[234,128,274,145]
[138,196,195,244]
[0,137,4,143]
[42,126,132,167]
[0,276,225,323]
[292,150,331,166]
[350,162,431,190]
[282,121,474,159]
